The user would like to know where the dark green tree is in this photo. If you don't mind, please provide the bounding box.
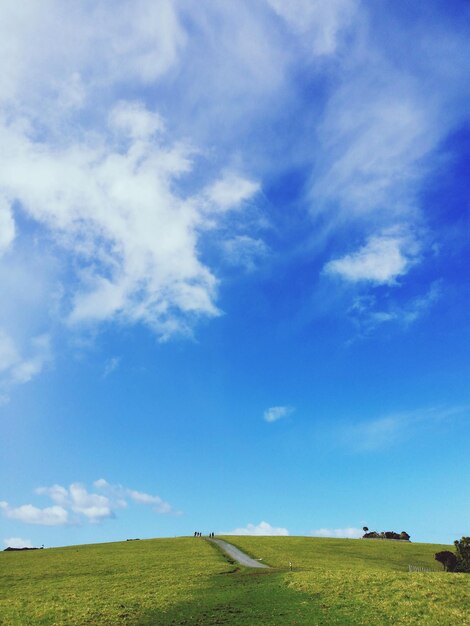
[434,550,457,572]
[454,537,470,573]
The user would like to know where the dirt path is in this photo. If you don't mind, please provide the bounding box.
[209,538,269,568]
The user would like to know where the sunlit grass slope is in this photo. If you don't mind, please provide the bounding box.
[0,536,351,625]
[222,536,470,625]
[219,535,448,571]
[1,535,469,625]
[0,537,233,625]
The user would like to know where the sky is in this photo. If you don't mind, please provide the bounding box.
[0,0,469,549]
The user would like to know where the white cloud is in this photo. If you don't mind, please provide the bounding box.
[306,10,470,309]
[222,236,269,271]
[126,489,173,514]
[266,0,358,56]
[223,521,289,536]
[351,281,442,331]
[0,331,51,387]
[68,484,114,522]
[311,76,441,222]
[35,482,117,523]
[0,502,68,526]
[203,173,260,213]
[346,415,403,452]
[0,197,15,254]
[0,330,18,373]
[263,405,294,423]
[310,527,362,539]
[103,357,121,378]
[10,335,51,384]
[109,101,164,140]
[1,479,176,527]
[3,537,33,549]
[0,104,259,341]
[342,406,468,452]
[94,479,176,515]
[325,229,420,284]
[0,1,269,399]
[0,0,185,106]
[0,0,467,398]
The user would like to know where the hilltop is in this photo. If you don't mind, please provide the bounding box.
[1,535,468,625]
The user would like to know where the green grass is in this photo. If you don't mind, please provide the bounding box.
[221,536,470,625]
[0,537,326,625]
[0,538,233,625]
[1,535,469,625]
[219,535,449,572]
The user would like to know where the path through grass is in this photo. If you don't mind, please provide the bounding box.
[1,535,469,624]
[223,536,470,625]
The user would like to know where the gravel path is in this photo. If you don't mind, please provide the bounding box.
[209,538,269,568]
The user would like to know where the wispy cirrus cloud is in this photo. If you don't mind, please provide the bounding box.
[263,405,295,423]
[103,357,121,378]
[266,0,359,56]
[348,281,442,334]
[341,405,468,452]
[310,527,362,539]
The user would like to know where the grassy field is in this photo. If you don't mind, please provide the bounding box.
[223,536,470,625]
[1,535,469,625]
[220,535,448,571]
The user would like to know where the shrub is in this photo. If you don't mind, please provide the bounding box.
[435,551,457,572]
[384,531,401,540]
[362,531,380,539]
[454,537,470,573]
[362,530,410,541]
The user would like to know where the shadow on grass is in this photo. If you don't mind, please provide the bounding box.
[136,542,359,626]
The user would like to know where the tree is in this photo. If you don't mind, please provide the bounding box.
[454,537,470,573]
[363,526,369,533]
[435,551,457,572]
[400,531,410,541]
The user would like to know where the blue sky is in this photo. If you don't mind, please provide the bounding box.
[1,0,469,549]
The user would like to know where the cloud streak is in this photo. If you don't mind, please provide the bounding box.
[263,406,295,423]
[341,405,469,452]
[310,527,363,539]
[222,521,289,536]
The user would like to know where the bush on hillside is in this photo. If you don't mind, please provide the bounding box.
[362,531,380,539]
[384,531,401,540]
[454,537,470,573]
[362,529,410,541]
[435,551,457,572]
